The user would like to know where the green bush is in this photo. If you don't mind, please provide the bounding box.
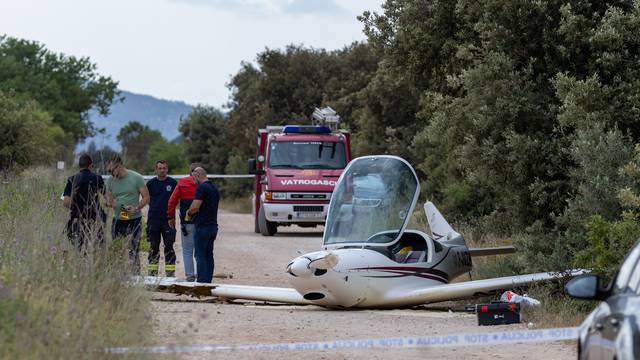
[0,92,68,170]
[574,213,640,279]
[219,154,253,199]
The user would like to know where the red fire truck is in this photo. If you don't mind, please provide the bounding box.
[248,108,351,236]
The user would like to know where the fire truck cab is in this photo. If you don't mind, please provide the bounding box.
[248,108,351,236]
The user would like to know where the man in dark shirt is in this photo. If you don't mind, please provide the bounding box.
[186,167,220,283]
[146,160,178,277]
[63,153,106,251]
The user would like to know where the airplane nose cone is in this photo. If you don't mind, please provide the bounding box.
[287,257,313,278]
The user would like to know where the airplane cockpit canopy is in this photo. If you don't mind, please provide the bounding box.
[323,156,419,247]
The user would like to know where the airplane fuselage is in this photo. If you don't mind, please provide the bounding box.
[286,238,472,308]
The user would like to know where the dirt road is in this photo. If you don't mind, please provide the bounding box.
[150,210,577,359]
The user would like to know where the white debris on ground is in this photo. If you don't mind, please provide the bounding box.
[500,290,541,307]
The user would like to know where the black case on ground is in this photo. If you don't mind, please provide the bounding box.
[476,301,521,326]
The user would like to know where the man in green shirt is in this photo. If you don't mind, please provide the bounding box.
[105,155,150,273]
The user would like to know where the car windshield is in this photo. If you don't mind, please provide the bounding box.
[323,156,419,246]
[268,141,346,169]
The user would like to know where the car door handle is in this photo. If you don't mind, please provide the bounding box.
[610,318,619,327]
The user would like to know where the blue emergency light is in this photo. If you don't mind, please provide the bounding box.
[282,125,332,134]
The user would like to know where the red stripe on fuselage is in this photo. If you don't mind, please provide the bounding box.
[350,266,449,281]
[350,266,450,283]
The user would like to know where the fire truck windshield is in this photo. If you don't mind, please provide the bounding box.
[269,141,346,169]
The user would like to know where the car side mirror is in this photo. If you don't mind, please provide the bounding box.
[565,274,610,301]
[248,159,264,175]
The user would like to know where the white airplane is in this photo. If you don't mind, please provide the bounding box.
[148,155,585,308]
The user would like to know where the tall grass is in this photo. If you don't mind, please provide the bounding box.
[0,168,152,358]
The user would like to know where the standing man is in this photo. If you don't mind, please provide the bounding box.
[187,167,219,283]
[146,160,177,277]
[167,162,201,281]
[105,155,149,273]
[63,153,106,251]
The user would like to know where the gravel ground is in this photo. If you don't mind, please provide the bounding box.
[148,210,577,360]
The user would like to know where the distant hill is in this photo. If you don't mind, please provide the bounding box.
[77,90,193,151]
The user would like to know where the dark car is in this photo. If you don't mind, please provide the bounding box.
[565,240,640,359]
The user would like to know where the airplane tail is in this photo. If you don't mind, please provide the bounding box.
[424,201,465,246]
[425,201,518,256]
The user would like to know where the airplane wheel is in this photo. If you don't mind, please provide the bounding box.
[258,206,277,236]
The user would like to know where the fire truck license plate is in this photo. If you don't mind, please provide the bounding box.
[297,212,323,219]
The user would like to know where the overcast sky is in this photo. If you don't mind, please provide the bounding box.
[1,0,382,107]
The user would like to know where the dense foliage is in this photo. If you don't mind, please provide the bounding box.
[4,1,640,277]
[179,106,229,173]
[178,0,640,276]
[0,92,66,169]
[224,43,379,157]
[0,36,119,167]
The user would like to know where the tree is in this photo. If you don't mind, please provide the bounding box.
[84,141,120,175]
[145,140,189,174]
[0,36,120,144]
[220,154,252,198]
[117,121,163,171]
[179,106,229,173]
[226,43,379,157]
[0,91,65,170]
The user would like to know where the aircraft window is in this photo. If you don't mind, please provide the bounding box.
[366,231,398,243]
[324,157,419,246]
[389,232,428,263]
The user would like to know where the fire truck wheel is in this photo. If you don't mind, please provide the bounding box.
[258,206,277,236]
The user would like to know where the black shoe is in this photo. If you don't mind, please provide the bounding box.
[149,270,158,277]
[166,271,175,277]
[186,276,196,282]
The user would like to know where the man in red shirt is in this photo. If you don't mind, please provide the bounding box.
[167,163,201,281]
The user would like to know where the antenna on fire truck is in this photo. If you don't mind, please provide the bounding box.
[312,106,341,132]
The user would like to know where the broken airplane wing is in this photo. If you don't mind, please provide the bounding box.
[142,276,310,304]
[143,269,587,308]
[383,269,588,308]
